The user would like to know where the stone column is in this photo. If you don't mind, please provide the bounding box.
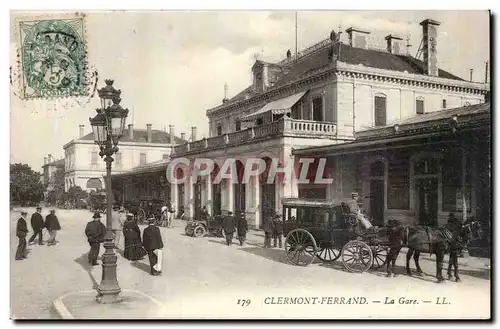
[185,176,194,219]
[227,180,234,213]
[170,177,179,218]
[206,175,213,216]
[254,177,261,229]
[461,143,468,222]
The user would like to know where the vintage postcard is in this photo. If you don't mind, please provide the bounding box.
[9,10,491,320]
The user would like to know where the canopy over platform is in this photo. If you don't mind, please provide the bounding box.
[241,91,307,122]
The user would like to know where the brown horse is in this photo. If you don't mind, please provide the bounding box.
[390,220,483,283]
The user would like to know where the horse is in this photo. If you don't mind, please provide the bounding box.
[390,219,483,283]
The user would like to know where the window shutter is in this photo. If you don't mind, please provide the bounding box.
[416,99,424,115]
[374,96,387,126]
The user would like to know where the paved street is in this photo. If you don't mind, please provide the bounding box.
[11,208,491,319]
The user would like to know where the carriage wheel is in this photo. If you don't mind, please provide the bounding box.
[137,209,146,225]
[341,240,373,273]
[316,244,342,262]
[371,245,388,269]
[193,225,206,238]
[285,229,317,266]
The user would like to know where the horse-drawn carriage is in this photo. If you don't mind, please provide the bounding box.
[282,198,389,273]
[185,215,226,238]
[89,192,106,213]
[124,198,165,225]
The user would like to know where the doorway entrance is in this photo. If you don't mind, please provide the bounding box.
[369,180,385,226]
[415,178,439,226]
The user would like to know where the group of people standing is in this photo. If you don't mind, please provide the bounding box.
[15,207,61,261]
[84,207,164,276]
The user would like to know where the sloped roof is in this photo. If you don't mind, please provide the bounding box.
[273,43,463,88]
[111,159,169,178]
[79,129,186,144]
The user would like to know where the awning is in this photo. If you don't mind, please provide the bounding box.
[241,91,307,122]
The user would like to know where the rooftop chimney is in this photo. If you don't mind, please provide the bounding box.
[485,61,489,84]
[79,125,84,138]
[191,126,197,142]
[385,34,403,55]
[346,27,370,49]
[420,19,441,77]
[222,83,229,104]
[169,125,175,144]
[128,124,134,139]
[181,132,186,141]
[469,69,474,82]
[44,157,47,165]
[146,124,152,143]
[286,49,291,60]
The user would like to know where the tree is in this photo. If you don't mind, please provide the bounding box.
[10,163,45,206]
[66,186,89,207]
[47,168,65,206]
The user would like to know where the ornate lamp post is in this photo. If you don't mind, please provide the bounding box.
[89,79,129,304]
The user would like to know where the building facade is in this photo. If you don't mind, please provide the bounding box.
[42,155,65,194]
[170,18,489,229]
[63,124,185,192]
[294,103,491,229]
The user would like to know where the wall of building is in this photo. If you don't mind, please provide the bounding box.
[336,78,484,135]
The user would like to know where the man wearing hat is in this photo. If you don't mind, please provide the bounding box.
[29,206,45,245]
[111,206,125,249]
[142,218,164,276]
[263,213,275,248]
[44,209,61,246]
[85,212,106,266]
[222,211,236,246]
[15,211,29,260]
[272,214,284,248]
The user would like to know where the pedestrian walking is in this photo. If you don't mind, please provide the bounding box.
[166,199,175,227]
[123,214,147,261]
[201,206,209,221]
[159,206,168,228]
[15,211,29,260]
[263,215,275,248]
[28,206,44,245]
[236,212,248,246]
[142,218,164,276]
[44,209,61,246]
[111,206,126,249]
[272,214,284,248]
[85,212,106,266]
[222,211,236,246]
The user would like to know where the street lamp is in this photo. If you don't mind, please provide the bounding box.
[89,79,129,304]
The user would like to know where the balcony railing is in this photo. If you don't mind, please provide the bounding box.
[173,118,337,155]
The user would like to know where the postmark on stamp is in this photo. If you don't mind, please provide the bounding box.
[17,15,87,99]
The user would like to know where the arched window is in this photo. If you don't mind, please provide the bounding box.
[374,94,387,127]
[416,96,425,115]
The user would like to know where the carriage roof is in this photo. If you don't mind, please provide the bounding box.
[281,198,357,209]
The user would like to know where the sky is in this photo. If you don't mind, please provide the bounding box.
[9,10,490,171]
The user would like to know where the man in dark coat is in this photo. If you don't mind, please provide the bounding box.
[15,211,29,260]
[143,219,164,276]
[45,209,61,246]
[236,212,248,246]
[85,212,106,265]
[263,214,275,248]
[272,214,284,248]
[28,206,44,245]
[222,211,236,246]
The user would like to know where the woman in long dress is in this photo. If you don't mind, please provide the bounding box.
[122,214,147,261]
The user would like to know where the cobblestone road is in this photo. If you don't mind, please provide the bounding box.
[10,208,491,319]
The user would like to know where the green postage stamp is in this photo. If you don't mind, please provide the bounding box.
[17,15,87,99]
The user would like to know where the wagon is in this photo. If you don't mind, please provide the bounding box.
[185,215,226,238]
[89,193,106,213]
[282,198,389,273]
[124,199,165,225]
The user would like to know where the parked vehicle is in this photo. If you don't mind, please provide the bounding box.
[281,198,389,273]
